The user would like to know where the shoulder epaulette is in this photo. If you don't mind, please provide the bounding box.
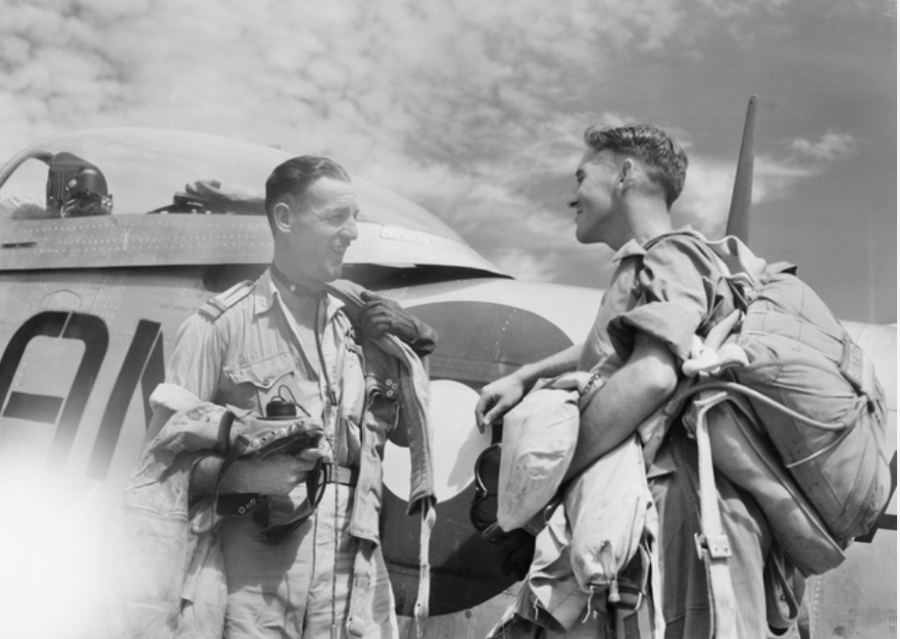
[198,280,254,321]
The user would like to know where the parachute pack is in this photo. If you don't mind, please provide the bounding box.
[671,232,892,574]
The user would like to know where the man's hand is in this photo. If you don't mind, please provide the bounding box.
[474,343,584,433]
[219,454,315,495]
[294,434,334,464]
[475,375,527,433]
[184,180,264,214]
[358,290,437,355]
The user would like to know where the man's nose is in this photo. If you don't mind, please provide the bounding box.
[342,216,359,241]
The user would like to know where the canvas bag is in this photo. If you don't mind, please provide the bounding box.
[495,372,663,635]
[682,389,846,577]
[496,372,589,532]
[565,434,664,636]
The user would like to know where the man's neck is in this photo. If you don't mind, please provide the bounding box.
[270,262,324,299]
[622,199,673,248]
[269,263,325,330]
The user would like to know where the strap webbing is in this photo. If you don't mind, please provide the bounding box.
[414,503,436,637]
[692,391,739,639]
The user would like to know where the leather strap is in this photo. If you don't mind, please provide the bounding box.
[261,464,359,543]
[307,463,358,486]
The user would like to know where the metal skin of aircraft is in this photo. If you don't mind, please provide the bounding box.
[0,127,894,639]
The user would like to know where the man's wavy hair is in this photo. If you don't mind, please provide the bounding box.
[583,124,688,209]
[265,156,350,228]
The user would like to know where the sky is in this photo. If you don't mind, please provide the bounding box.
[1,0,896,323]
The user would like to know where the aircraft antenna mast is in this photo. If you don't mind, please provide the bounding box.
[726,95,758,243]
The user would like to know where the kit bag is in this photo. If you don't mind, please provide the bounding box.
[495,373,587,532]
[692,234,892,544]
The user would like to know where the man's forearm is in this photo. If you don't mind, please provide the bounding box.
[476,342,584,429]
[564,334,678,482]
[512,342,583,390]
[190,454,225,496]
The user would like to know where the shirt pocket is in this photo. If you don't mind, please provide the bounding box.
[340,341,367,423]
[363,365,403,448]
[223,352,313,414]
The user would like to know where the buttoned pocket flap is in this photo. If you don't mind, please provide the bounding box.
[226,352,295,391]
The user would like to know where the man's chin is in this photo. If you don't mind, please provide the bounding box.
[574,227,604,245]
[322,263,344,282]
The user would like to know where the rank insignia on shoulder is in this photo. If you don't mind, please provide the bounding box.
[199,280,254,320]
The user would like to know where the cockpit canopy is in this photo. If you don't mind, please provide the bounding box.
[0,128,503,276]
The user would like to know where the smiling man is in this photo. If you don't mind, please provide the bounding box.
[122,156,437,639]
[477,125,774,638]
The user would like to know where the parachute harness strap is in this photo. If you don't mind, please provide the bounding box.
[691,390,739,639]
[674,380,849,433]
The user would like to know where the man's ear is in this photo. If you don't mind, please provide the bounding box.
[617,158,635,192]
[272,201,293,233]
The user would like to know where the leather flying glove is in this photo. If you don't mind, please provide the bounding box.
[234,413,329,461]
[359,290,437,356]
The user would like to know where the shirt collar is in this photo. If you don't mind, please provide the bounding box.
[611,239,646,263]
[611,225,696,263]
[253,268,344,323]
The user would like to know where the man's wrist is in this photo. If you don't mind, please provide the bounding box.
[510,366,540,393]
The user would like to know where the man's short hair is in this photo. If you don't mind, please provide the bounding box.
[265,156,351,224]
[583,124,688,209]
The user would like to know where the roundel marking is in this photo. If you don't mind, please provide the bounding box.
[380,300,574,616]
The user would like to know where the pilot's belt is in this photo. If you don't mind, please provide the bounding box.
[303,463,359,487]
[216,464,359,518]
[260,463,360,543]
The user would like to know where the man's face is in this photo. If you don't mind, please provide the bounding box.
[281,177,359,285]
[568,149,620,245]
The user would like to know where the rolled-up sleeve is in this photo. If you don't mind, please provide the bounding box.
[607,237,718,364]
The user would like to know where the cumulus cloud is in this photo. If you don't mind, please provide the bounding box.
[674,157,739,238]
[788,130,861,163]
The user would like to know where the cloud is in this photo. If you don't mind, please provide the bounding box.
[0,0,692,161]
[695,0,793,19]
[674,157,740,238]
[788,130,862,163]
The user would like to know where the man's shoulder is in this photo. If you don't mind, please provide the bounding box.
[643,231,718,268]
[644,229,705,251]
[197,280,256,321]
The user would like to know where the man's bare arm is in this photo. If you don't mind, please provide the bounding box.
[564,332,678,482]
[475,342,584,431]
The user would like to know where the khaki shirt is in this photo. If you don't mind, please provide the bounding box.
[577,230,768,639]
[166,268,363,467]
